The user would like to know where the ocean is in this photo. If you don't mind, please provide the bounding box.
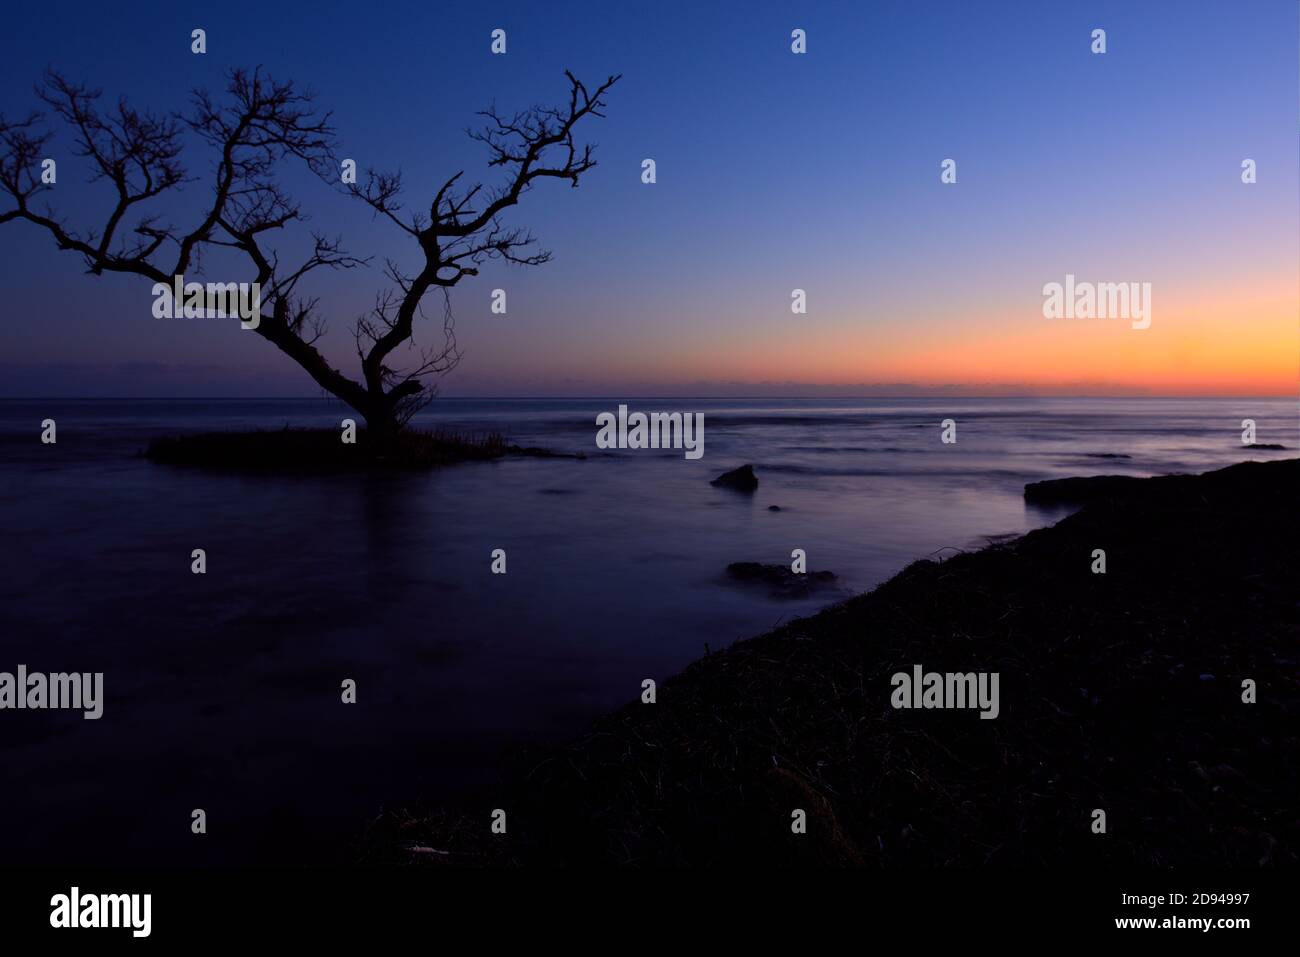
[0,395,1292,864]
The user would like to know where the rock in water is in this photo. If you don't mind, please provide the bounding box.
[1023,473,1141,506]
[711,464,758,492]
[725,562,837,598]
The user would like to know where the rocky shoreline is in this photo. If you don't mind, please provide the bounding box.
[364,458,1298,867]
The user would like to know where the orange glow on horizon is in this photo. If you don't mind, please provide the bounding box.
[574,284,1297,396]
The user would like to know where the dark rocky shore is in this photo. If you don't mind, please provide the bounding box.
[365,459,1298,867]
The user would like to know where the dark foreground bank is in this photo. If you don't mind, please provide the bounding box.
[363,458,1298,867]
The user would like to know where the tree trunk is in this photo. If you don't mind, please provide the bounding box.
[364,406,401,456]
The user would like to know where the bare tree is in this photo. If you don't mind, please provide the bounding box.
[0,67,619,444]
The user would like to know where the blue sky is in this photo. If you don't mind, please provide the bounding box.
[0,0,1295,396]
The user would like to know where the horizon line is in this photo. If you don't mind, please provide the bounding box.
[0,394,1295,402]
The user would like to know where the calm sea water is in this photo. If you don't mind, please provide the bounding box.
[0,396,1292,864]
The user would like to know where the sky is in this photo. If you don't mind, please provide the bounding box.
[0,0,1295,397]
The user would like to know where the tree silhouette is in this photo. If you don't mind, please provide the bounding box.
[0,67,619,443]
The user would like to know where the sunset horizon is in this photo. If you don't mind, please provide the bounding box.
[2,2,1294,404]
